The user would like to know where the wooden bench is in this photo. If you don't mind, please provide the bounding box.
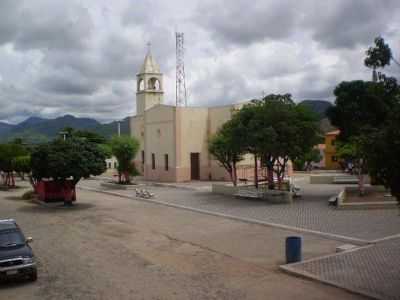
[333,176,358,184]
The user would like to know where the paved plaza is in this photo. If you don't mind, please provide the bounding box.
[78,176,400,299]
[282,238,400,300]
[0,183,361,300]
[80,177,400,243]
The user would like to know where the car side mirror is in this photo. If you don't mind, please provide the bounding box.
[26,237,33,243]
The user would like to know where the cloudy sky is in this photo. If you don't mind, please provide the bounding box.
[0,0,399,123]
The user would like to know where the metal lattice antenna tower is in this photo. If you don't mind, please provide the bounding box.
[176,32,187,106]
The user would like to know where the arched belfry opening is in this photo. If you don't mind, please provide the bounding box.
[148,77,161,91]
[138,79,145,91]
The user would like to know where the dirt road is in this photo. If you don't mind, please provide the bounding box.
[0,183,364,299]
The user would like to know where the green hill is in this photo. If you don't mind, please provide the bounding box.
[0,115,131,143]
[298,100,333,120]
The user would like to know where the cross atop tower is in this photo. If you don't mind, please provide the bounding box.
[147,41,152,54]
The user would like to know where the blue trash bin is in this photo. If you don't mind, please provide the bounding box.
[286,236,302,263]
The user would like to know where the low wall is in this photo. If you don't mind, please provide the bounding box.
[337,186,398,210]
[100,182,128,190]
[310,175,335,184]
[263,190,293,204]
[212,183,241,195]
[310,174,371,185]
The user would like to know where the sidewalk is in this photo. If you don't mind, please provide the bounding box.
[282,237,400,300]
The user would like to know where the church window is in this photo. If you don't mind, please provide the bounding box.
[164,154,169,171]
[152,153,155,170]
[141,151,145,164]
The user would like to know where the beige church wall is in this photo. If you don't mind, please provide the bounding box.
[208,105,236,135]
[175,107,210,181]
[136,91,163,116]
[207,105,253,181]
[143,105,177,181]
[144,164,177,182]
[130,115,146,173]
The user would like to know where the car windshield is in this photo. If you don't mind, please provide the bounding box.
[0,230,25,247]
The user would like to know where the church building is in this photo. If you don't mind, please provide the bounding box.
[130,50,252,182]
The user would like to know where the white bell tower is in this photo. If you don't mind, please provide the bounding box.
[136,44,164,115]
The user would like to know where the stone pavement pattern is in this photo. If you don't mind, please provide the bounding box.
[283,238,400,300]
[80,179,400,242]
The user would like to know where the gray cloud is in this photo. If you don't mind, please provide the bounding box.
[0,1,20,46]
[37,74,100,95]
[303,0,400,49]
[195,0,298,46]
[0,0,399,124]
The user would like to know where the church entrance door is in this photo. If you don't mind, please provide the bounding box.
[190,153,200,180]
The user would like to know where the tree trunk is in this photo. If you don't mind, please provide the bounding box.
[266,159,274,190]
[277,167,282,190]
[124,171,130,184]
[358,174,365,196]
[358,159,365,196]
[232,163,237,186]
[118,172,122,184]
[254,154,258,189]
[228,170,236,186]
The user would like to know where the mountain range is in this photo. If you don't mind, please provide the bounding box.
[0,115,131,143]
[0,100,334,143]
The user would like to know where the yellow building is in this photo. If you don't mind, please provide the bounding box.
[130,50,256,182]
[324,130,340,170]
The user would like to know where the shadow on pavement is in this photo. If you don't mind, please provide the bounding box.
[17,202,95,214]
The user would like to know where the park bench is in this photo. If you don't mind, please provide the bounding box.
[328,196,338,206]
[135,188,155,199]
[333,176,358,184]
[290,184,302,198]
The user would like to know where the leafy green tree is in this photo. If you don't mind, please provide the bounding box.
[98,143,113,159]
[364,37,392,82]
[0,143,29,187]
[13,155,31,180]
[30,138,107,202]
[239,94,319,189]
[109,136,140,184]
[209,120,244,186]
[361,103,400,204]
[61,127,107,144]
[219,94,320,190]
[327,80,397,141]
[230,102,263,188]
[327,76,399,195]
[293,148,322,171]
